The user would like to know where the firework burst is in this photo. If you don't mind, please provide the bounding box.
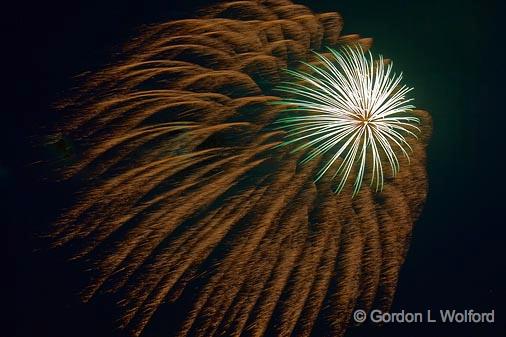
[44,2,432,336]
[274,45,419,195]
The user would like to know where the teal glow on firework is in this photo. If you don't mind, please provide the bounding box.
[274,45,419,196]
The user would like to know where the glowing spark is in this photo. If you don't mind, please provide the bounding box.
[274,45,419,196]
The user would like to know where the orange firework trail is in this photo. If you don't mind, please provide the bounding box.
[48,1,432,336]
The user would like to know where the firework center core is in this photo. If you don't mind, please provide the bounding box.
[358,115,371,126]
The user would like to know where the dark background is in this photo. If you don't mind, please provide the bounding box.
[7,0,505,336]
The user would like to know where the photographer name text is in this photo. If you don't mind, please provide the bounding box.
[353,309,495,324]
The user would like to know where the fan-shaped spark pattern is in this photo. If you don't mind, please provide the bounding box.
[46,1,432,337]
[274,46,419,195]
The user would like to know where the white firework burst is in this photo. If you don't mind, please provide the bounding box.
[273,45,419,196]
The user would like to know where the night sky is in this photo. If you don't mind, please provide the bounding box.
[8,1,505,336]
